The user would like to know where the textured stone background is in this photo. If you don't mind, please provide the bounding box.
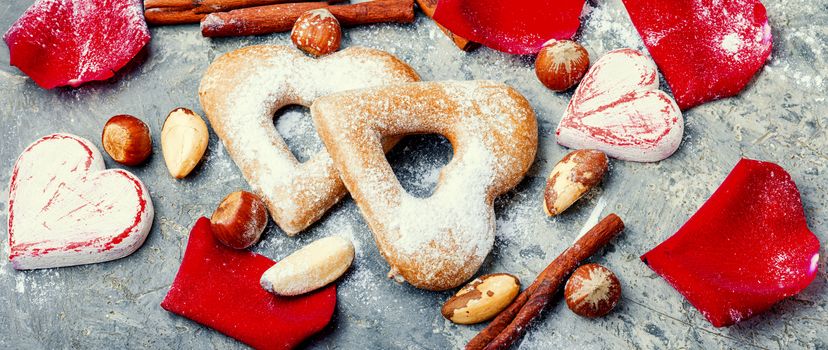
[0,0,826,349]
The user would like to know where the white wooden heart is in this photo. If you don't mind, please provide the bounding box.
[556,48,684,162]
[7,133,154,270]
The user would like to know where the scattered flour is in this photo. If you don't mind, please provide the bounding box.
[574,196,608,243]
[720,33,743,54]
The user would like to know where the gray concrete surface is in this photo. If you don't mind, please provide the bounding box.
[0,0,826,349]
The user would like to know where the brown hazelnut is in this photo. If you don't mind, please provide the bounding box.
[101,114,152,166]
[291,9,342,57]
[211,191,268,249]
[564,263,621,318]
[535,40,590,92]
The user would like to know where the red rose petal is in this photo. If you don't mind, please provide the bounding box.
[161,218,336,349]
[432,0,586,54]
[622,0,772,110]
[642,159,820,327]
[3,0,150,89]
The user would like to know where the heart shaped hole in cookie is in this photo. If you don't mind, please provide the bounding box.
[387,134,454,198]
[273,105,324,163]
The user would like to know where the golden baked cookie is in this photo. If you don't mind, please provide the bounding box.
[199,45,419,235]
[312,81,538,290]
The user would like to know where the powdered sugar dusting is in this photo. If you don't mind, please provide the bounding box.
[312,80,537,290]
[693,0,771,62]
[199,45,418,234]
[720,33,743,54]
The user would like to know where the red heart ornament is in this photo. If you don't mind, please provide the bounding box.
[161,218,336,349]
[622,0,773,110]
[556,49,684,162]
[432,0,586,54]
[642,159,820,327]
[7,133,154,270]
[3,0,151,89]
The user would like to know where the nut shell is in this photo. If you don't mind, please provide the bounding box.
[441,273,520,324]
[291,9,341,57]
[101,115,152,166]
[564,263,621,318]
[211,191,268,249]
[161,107,209,179]
[535,40,590,92]
[544,149,608,216]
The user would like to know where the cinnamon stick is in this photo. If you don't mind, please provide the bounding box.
[201,0,414,37]
[145,0,194,10]
[147,0,345,14]
[144,0,344,25]
[194,0,333,13]
[466,214,624,350]
[145,7,207,25]
[414,0,478,51]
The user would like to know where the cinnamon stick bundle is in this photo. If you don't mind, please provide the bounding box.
[144,0,343,25]
[201,0,414,37]
[466,214,625,350]
[145,0,343,14]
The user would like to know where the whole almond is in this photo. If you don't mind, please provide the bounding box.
[441,273,520,324]
[260,236,355,296]
[544,149,608,216]
[161,107,209,179]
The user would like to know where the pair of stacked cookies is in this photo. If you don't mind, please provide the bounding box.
[199,46,537,290]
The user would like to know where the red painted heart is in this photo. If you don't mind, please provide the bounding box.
[7,133,154,270]
[161,218,336,349]
[3,0,150,89]
[622,0,772,110]
[556,49,684,162]
[642,159,820,327]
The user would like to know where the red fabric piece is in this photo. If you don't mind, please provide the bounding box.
[432,0,586,54]
[642,159,820,327]
[622,0,772,110]
[161,218,336,349]
[3,0,150,89]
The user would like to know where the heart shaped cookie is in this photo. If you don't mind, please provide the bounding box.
[312,81,537,290]
[199,45,419,235]
[7,133,154,270]
[556,49,684,163]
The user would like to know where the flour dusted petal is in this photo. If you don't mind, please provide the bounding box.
[3,0,150,89]
[622,0,773,110]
